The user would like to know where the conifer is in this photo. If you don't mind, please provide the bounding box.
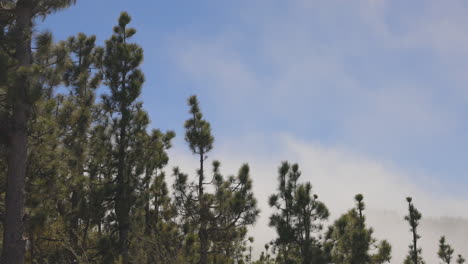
[325,194,392,264]
[438,236,454,264]
[269,162,330,264]
[173,95,259,264]
[404,197,425,264]
[98,11,145,263]
[0,2,74,262]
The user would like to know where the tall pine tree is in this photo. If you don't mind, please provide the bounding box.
[58,32,101,262]
[173,95,259,264]
[98,11,145,264]
[325,194,392,264]
[438,236,454,264]
[404,197,425,264]
[269,161,330,264]
[0,1,75,262]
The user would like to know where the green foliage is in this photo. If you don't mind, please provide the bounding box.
[269,161,329,264]
[33,0,78,18]
[184,95,214,156]
[1,10,179,264]
[173,95,259,264]
[254,243,276,264]
[438,236,454,264]
[1,1,79,261]
[437,236,465,264]
[325,195,391,264]
[98,12,148,263]
[404,197,425,264]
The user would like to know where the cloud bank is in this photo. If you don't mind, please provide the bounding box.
[167,135,468,263]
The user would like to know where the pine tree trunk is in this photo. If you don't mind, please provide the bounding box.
[70,189,79,255]
[412,227,418,264]
[116,109,130,264]
[119,225,130,264]
[1,1,33,263]
[69,142,86,262]
[29,229,34,264]
[199,228,208,264]
[198,152,208,264]
[144,169,152,264]
[302,221,311,264]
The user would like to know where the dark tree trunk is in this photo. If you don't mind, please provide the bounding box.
[29,230,34,264]
[144,169,152,264]
[69,189,79,263]
[198,151,208,264]
[116,108,130,264]
[302,217,311,264]
[412,226,418,264]
[1,1,33,263]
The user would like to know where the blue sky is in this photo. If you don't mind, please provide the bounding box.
[42,0,468,192]
[41,1,468,261]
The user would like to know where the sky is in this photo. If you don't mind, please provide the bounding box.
[41,0,468,262]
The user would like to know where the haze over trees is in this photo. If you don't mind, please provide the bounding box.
[0,1,466,264]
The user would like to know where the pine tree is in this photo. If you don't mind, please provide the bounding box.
[457,254,466,264]
[1,31,83,263]
[138,129,177,263]
[183,95,213,264]
[86,106,116,263]
[294,182,329,264]
[98,11,145,264]
[269,161,330,264]
[173,95,259,264]
[438,236,454,264]
[26,93,69,263]
[22,31,94,264]
[325,194,392,264]
[253,243,275,264]
[1,1,75,262]
[404,197,425,264]
[354,194,370,264]
[268,162,300,263]
[58,32,101,262]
